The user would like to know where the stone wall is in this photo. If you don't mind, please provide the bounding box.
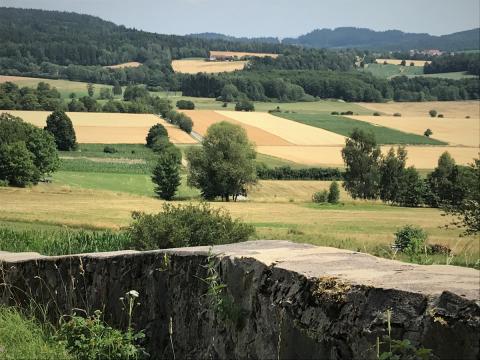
[0,240,478,359]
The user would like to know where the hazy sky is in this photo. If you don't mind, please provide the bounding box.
[2,0,479,38]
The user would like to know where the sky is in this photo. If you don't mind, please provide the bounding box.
[2,0,479,38]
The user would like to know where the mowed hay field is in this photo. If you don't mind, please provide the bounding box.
[257,145,479,169]
[216,111,346,145]
[376,59,431,66]
[172,59,247,74]
[358,101,480,118]
[210,51,279,58]
[181,110,291,145]
[347,115,479,147]
[2,110,196,144]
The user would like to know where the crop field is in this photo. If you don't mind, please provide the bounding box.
[277,113,446,145]
[171,59,247,74]
[216,111,346,145]
[347,115,479,147]
[181,110,291,145]
[376,59,431,66]
[357,100,480,118]
[210,51,279,58]
[363,63,424,79]
[104,61,142,69]
[3,110,196,144]
[0,75,112,98]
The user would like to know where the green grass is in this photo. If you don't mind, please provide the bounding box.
[0,306,71,359]
[419,72,478,80]
[276,113,447,145]
[363,63,424,79]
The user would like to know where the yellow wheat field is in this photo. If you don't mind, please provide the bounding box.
[171,59,247,74]
[217,111,346,146]
[209,51,279,59]
[2,110,197,144]
[181,110,291,146]
[376,59,431,66]
[358,101,480,119]
[347,115,479,147]
[257,145,478,169]
[104,62,142,69]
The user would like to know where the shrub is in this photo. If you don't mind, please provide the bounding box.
[222,102,228,108]
[56,309,145,360]
[103,146,118,154]
[373,112,381,116]
[312,190,329,203]
[176,100,195,110]
[424,128,433,137]
[429,109,437,118]
[394,225,428,254]
[438,114,444,118]
[328,181,340,204]
[340,111,354,116]
[331,111,339,115]
[128,203,255,250]
[393,113,402,117]
[235,99,255,112]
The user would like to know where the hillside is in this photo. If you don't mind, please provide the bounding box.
[282,27,480,51]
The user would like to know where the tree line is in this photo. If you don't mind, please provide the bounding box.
[424,53,480,76]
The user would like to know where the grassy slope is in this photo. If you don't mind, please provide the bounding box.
[276,113,447,145]
[363,64,478,80]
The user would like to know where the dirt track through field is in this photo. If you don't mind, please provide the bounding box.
[257,145,478,169]
[181,110,292,146]
[216,111,347,145]
[347,115,479,147]
[2,111,197,144]
[171,59,247,74]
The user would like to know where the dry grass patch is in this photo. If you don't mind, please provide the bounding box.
[257,145,479,169]
[210,51,279,58]
[347,115,479,147]
[376,59,431,66]
[181,110,291,145]
[1,110,197,144]
[104,62,142,69]
[171,59,247,74]
[217,111,346,145]
[357,101,480,119]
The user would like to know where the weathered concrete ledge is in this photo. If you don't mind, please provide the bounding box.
[0,240,478,359]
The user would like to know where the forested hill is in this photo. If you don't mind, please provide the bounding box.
[282,27,480,51]
[0,7,287,68]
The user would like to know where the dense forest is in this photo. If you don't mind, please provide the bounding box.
[424,53,480,76]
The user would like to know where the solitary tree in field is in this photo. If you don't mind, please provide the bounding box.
[328,181,340,204]
[186,122,257,201]
[424,128,433,137]
[87,83,95,97]
[429,110,437,118]
[146,123,168,148]
[400,60,407,66]
[152,145,181,200]
[44,110,77,151]
[341,129,381,200]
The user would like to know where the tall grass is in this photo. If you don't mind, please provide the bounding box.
[0,228,133,256]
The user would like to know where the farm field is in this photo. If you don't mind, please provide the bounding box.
[216,110,346,145]
[171,59,247,73]
[357,100,480,118]
[0,184,477,268]
[181,110,291,145]
[104,61,142,69]
[3,110,196,144]
[0,75,112,98]
[209,51,279,58]
[420,71,478,80]
[256,145,479,169]
[277,113,446,145]
[376,59,431,66]
[347,115,479,147]
[363,63,424,79]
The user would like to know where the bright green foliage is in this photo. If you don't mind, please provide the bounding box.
[146,123,168,148]
[176,99,195,110]
[151,146,181,200]
[341,129,381,200]
[56,310,145,360]
[328,181,340,204]
[380,147,407,203]
[0,142,38,187]
[128,202,255,250]
[0,306,71,360]
[45,110,77,151]
[312,190,328,203]
[235,99,255,112]
[394,225,428,254]
[186,121,257,201]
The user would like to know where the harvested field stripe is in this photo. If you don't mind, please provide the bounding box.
[216,111,346,146]
[172,59,247,74]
